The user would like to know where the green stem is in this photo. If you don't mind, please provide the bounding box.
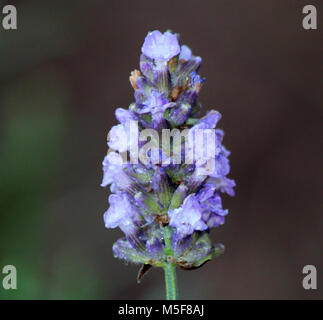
[163,263,178,300]
[163,226,178,300]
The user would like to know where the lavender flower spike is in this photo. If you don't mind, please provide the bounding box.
[100,30,235,300]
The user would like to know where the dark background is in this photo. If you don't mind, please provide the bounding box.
[0,0,322,299]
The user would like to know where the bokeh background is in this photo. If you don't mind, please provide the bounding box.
[0,0,322,299]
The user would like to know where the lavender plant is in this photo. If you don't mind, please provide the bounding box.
[100,30,235,299]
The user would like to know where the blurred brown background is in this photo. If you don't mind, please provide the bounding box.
[0,0,322,299]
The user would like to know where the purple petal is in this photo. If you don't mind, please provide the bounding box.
[169,194,208,238]
[104,193,140,235]
[141,30,180,61]
[179,45,192,61]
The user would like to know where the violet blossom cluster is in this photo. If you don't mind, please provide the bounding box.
[101,30,235,275]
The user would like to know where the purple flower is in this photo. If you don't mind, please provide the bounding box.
[137,90,175,129]
[167,103,192,126]
[197,185,228,220]
[108,108,139,152]
[108,122,139,153]
[208,154,231,178]
[115,107,137,124]
[206,177,236,196]
[169,194,208,238]
[185,124,223,166]
[101,152,133,191]
[141,30,180,61]
[169,185,229,237]
[197,186,228,228]
[179,45,192,61]
[191,110,222,130]
[146,237,164,259]
[104,193,140,235]
[138,90,169,114]
[108,124,128,152]
[190,72,205,88]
